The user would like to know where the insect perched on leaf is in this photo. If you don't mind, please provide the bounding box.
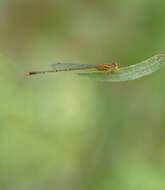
[78,53,165,82]
[25,62,119,76]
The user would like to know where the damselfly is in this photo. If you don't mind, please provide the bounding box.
[25,62,118,76]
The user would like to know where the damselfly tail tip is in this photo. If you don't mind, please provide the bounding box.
[25,72,31,76]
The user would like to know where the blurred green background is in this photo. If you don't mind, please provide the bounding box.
[1,0,165,189]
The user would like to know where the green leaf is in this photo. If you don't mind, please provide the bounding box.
[78,53,165,82]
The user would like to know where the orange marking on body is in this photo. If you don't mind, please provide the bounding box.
[96,64,112,71]
[95,62,119,71]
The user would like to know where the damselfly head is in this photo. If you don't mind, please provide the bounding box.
[112,62,119,71]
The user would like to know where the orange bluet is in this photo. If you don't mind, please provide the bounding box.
[25,62,119,76]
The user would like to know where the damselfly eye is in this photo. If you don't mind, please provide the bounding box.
[112,62,119,70]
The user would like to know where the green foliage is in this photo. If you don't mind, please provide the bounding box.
[1,1,165,190]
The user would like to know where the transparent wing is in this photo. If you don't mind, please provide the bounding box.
[51,62,99,71]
